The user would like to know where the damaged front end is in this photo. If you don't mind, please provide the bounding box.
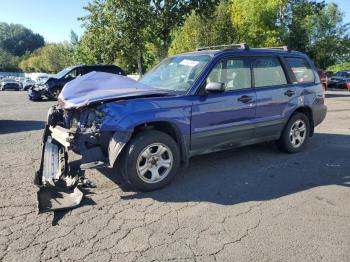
[34,105,115,213]
[34,72,168,213]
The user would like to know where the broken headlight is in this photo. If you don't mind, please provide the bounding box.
[79,108,105,130]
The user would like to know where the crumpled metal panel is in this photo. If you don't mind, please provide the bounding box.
[58,72,168,109]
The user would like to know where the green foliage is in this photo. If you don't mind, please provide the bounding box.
[19,43,73,73]
[169,1,235,55]
[0,49,20,71]
[74,0,220,73]
[327,62,350,72]
[306,3,349,69]
[231,0,286,47]
[0,22,44,57]
[147,0,220,59]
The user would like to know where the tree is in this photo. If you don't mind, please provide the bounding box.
[76,0,220,70]
[75,0,121,65]
[148,0,219,59]
[306,3,349,69]
[169,1,236,54]
[70,30,79,48]
[0,49,20,71]
[19,43,73,73]
[107,0,150,76]
[282,0,325,52]
[0,22,45,57]
[230,0,286,47]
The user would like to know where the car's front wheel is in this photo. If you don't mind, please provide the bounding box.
[120,130,180,191]
[277,112,310,153]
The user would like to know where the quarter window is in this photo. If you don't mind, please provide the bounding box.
[253,57,287,88]
[285,57,315,83]
[206,58,251,91]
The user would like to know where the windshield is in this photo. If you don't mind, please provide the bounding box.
[55,67,72,79]
[139,55,211,92]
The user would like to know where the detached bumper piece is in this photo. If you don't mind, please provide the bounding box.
[35,125,83,213]
[37,185,83,213]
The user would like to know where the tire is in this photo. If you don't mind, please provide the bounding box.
[119,130,180,191]
[277,112,310,153]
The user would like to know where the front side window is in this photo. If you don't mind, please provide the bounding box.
[285,57,315,83]
[65,69,79,79]
[253,57,287,88]
[206,58,251,91]
[139,55,211,92]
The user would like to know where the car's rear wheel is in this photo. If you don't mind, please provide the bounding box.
[277,112,310,153]
[120,130,180,191]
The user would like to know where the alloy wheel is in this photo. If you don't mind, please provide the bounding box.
[289,120,307,148]
[136,143,173,184]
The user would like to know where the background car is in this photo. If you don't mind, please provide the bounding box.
[0,78,20,91]
[328,70,350,89]
[36,75,49,84]
[21,78,36,91]
[28,64,126,101]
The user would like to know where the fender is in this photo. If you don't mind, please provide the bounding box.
[108,131,132,167]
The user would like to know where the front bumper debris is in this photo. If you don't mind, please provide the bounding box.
[35,125,83,213]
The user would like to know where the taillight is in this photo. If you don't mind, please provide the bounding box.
[346,82,350,91]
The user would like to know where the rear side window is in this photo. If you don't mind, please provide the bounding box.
[285,57,315,83]
[253,57,287,88]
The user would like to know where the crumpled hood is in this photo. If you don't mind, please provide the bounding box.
[58,71,168,109]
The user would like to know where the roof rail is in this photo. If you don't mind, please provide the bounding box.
[197,43,249,51]
[255,46,291,52]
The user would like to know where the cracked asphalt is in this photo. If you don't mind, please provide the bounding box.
[0,90,349,262]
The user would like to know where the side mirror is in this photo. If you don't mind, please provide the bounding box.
[205,82,225,93]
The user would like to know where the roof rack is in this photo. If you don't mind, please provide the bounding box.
[255,46,291,52]
[197,43,249,51]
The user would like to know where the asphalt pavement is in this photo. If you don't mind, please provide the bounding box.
[0,90,349,262]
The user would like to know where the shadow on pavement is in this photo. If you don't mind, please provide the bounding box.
[0,120,45,134]
[326,93,350,98]
[109,133,350,205]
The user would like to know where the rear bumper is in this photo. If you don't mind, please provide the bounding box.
[313,104,327,127]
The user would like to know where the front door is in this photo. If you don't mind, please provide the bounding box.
[191,57,256,155]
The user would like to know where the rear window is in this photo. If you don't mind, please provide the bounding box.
[252,57,287,88]
[285,57,315,83]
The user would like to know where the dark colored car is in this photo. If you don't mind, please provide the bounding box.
[328,70,350,89]
[28,64,126,101]
[35,44,327,212]
[0,79,20,91]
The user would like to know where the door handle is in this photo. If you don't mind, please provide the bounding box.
[284,90,295,97]
[238,95,253,103]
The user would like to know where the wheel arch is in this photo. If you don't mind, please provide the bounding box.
[132,121,190,166]
[291,106,314,137]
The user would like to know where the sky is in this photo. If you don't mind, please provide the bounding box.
[0,0,349,43]
[0,0,89,43]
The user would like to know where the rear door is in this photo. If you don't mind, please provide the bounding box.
[191,56,256,154]
[253,56,296,139]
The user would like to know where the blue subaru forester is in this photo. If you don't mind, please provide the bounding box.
[35,44,327,211]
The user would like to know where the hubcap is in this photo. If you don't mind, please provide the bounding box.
[289,120,307,148]
[136,143,173,184]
